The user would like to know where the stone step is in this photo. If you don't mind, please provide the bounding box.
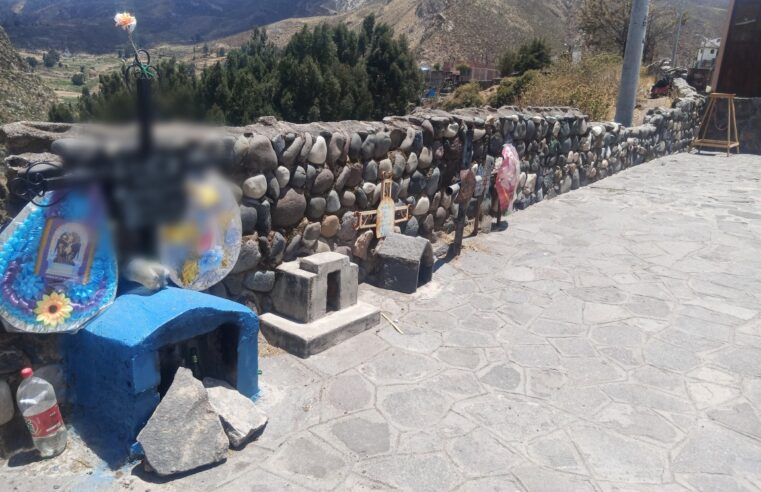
[260,302,380,359]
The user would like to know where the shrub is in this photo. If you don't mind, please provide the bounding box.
[488,71,537,108]
[516,54,622,120]
[71,73,86,86]
[25,56,38,69]
[48,103,76,123]
[444,82,484,110]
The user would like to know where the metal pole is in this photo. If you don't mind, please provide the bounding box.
[136,77,153,157]
[615,0,651,126]
[671,5,685,67]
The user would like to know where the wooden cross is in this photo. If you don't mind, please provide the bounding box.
[354,173,410,239]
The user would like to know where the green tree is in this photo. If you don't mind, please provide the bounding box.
[71,73,86,86]
[25,56,39,69]
[205,104,226,124]
[43,50,61,68]
[63,17,419,125]
[363,18,422,119]
[516,39,552,74]
[77,59,197,122]
[498,50,517,76]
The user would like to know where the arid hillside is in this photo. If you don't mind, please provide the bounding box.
[0,26,54,124]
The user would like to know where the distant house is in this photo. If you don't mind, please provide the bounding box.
[695,38,720,70]
[442,62,500,83]
[420,60,500,98]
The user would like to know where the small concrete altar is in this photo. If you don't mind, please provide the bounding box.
[260,252,380,358]
[62,286,259,463]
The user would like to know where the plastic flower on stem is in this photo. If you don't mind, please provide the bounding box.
[114,12,140,59]
[114,12,137,33]
[34,292,73,327]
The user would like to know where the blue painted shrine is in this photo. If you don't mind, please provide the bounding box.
[63,286,259,463]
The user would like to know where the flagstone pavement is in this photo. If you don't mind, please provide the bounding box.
[7,151,761,491]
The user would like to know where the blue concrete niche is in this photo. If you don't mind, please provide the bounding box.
[63,287,259,466]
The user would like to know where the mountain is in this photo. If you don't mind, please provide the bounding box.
[0,0,344,53]
[230,0,730,66]
[227,0,581,66]
[0,26,55,124]
[0,0,730,65]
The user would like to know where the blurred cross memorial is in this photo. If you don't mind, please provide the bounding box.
[0,13,264,472]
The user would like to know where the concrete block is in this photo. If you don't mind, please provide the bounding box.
[373,233,434,294]
[266,252,379,358]
[340,263,359,309]
[271,252,361,323]
[260,303,381,358]
[300,252,349,275]
[272,264,319,323]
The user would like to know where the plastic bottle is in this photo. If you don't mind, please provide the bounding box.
[16,367,67,457]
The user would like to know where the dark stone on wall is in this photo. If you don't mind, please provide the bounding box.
[272,189,306,228]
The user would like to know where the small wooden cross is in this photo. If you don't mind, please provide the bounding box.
[354,173,410,239]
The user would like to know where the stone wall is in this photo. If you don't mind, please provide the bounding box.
[0,78,705,312]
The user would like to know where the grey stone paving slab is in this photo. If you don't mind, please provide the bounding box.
[266,434,348,489]
[7,153,761,490]
[446,427,523,477]
[569,424,667,483]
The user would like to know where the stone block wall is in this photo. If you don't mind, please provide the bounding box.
[0,78,705,313]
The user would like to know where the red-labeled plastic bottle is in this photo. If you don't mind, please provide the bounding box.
[17,367,67,457]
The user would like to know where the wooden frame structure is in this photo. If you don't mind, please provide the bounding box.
[354,174,410,239]
[692,93,740,157]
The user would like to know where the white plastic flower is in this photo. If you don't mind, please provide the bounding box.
[114,12,137,33]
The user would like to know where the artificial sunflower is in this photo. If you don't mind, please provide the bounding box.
[181,260,200,285]
[34,292,73,327]
[192,183,220,208]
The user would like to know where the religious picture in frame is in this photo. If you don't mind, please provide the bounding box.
[35,218,96,283]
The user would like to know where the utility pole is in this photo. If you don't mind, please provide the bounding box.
[615,0,651,127]
[671,1,686,67]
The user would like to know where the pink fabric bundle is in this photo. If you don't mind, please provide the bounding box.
[495,144,521,213]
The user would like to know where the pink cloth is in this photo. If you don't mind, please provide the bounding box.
[495,144,521,212]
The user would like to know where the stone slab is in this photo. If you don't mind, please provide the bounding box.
[203,378,269,449]
[137,368,229,476]
[299,252,349,275]
[260,302,380,358]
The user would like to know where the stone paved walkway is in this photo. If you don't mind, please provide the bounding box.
[7,152,761,491]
